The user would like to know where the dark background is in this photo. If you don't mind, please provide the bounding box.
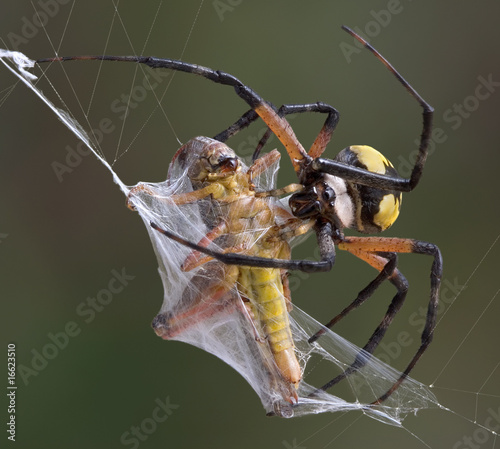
[1,1,499,448]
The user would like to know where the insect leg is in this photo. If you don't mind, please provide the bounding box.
[152,265,240,339]
[127,181,223,212]
[247,149,282,180]
[181,221,228,271]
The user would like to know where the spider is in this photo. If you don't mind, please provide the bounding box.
[37,26,442,405]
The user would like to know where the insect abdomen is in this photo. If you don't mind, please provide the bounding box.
[244,267,301,389]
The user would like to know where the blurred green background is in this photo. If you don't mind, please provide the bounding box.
[1,1,499,448]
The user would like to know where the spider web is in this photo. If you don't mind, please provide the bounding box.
[1,2,499,446]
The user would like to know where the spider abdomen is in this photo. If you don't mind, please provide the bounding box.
[335,145,402,234]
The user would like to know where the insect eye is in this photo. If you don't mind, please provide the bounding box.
[218,157,238,171]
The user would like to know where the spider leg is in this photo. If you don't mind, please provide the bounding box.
[252,102,340,161]
[308,252,399,344]
[150,220,336,273]
[313,236,441,402]
[313,253,409,394]
[342,26,433,192]
[370,242,442,404]
[310,27,434,193]
[213,109,261,143]
[37,54,310,170]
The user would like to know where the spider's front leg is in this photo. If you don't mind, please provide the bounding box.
[312,27,433,194]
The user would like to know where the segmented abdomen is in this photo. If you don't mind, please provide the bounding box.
[240,266,301,387]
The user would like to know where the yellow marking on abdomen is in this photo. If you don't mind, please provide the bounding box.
[349,145,393,173]
[374,193,401,230]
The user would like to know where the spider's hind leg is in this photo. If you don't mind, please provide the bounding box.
[311,236,441,403]
[312,252,409,395]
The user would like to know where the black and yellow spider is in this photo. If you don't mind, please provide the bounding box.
[38,26,442,405]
